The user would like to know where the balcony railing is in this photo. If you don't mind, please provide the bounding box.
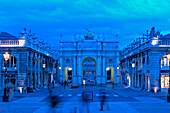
[120,39,170,60]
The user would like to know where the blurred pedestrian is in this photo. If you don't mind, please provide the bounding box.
[100,89,106,111]
[50,96,58,113]
[49,89,52,97]
[52,81,54,88]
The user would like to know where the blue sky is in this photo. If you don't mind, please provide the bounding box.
[0,0,170,49]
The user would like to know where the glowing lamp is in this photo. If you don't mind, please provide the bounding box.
[132,63,135,68]
[106,67,110,71]
[3,52,10,61]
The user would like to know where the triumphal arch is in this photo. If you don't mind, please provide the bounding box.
[59,30,120,85]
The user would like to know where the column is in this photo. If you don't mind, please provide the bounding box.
[102,56,105,84]
[41,56,43,87]
[16,54,20,88]
[149,51,162,91]
[137,55,140,87]
[97,55,101,84]
[134,60,136,88]
[144,52,148,90]
[77,54,82,84]
[73,55,76,83]
[34,54,36,89]
[30,53,33,88]
[116,55,119,84]
[37,55,40,88]
[59,53,63,84]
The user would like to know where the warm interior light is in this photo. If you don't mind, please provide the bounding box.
[59,66,61,70]
[3,52,10,61]
[151,40,158,45]
[106,67,110,71]
[68,68,72,71]
[43,64,46,68]
[132,63,135,68]
[117,66,119,70]
[167,54,170,59]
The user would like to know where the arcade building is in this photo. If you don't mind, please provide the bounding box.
[120,27,170,92]
[0,29,58,91]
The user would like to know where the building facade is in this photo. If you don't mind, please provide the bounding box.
[119,27,170,92]
[0,29,58,91]
[59,30,120,85]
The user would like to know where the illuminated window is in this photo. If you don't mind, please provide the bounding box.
[161,75,169,88]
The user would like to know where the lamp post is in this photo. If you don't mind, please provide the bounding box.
[59,65,61,84]
[43,63,46,87]
[3,52,10,102]
[167,54,170,102]
[132,62,135,87]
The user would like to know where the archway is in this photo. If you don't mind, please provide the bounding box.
[64,67,72,82]
[106,66,114,84]
[82,57,97,85]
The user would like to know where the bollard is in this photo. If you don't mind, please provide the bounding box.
[11,88,13,99]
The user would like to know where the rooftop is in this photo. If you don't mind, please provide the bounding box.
[0,32,19,40]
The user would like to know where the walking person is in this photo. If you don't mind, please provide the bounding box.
[100,89,106,111]
[49,96,59,113]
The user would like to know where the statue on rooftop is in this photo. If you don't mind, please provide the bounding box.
[84,29,94,40]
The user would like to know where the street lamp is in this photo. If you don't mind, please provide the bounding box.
[59,66,61,70]
[132,62,135,87]
[106,67,110,71]
[3,52,10,102]
[43,63,46,87]
[132,63,135,68]
[167,54,170,102]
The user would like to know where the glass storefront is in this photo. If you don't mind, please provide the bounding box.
[161,75,169,88]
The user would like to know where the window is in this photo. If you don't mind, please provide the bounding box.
[161,75,169,88]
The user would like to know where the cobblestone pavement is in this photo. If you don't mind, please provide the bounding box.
[0,84,170,113]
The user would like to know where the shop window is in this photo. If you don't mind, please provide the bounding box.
[161,75,169,88]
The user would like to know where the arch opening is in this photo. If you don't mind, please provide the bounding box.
[106,66,114,84]
[82,57,97,85]
[64,67,72,83]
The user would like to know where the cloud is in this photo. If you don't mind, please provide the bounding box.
[0,0,170,49]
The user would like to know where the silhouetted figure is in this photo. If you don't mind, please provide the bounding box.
[52,81,54,88]
[50,96,59,113]
[49,89,52,97]
[100,90,106,111]
[51,96,58,108]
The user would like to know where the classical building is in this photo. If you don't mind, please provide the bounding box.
[59,30,120,85]
[119,27,170,92]
[0,29,58,91]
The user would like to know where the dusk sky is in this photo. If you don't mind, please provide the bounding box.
[0,0,170,49]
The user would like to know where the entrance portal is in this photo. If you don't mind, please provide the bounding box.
[106,66,114,83]
[82,57,97,85]
[64,67,72,83]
